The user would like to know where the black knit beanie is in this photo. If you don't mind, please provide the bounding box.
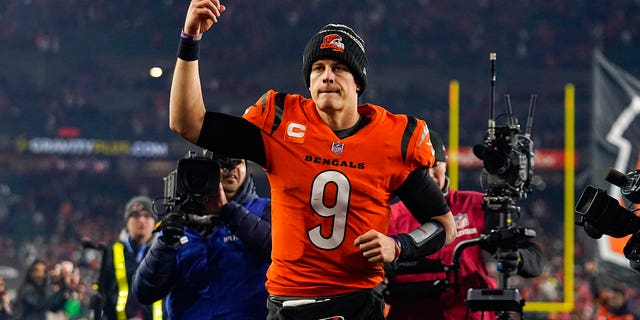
[302,24,368,96]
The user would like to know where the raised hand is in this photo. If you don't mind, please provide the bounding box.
[184,0,227,35]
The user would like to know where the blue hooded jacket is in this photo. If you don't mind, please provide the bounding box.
[132,174,271,319]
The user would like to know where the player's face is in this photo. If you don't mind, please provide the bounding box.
[309,59,359,112]
[221,159,246,200]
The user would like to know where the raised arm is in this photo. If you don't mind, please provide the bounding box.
[169,0,226,143]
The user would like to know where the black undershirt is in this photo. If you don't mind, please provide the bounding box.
[333,115,370,139]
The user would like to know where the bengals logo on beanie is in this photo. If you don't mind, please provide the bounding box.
[302,24,368,96]
[320,34,345,52]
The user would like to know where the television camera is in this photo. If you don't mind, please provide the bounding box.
[162,150,221,217]
[469,52,538,318]
[384,53,539,319]
[576,167,640,271]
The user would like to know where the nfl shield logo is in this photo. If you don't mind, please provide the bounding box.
[455,213,469,229]
[331,142,344,155]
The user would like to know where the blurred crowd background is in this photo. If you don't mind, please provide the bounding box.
[1,0,640,318]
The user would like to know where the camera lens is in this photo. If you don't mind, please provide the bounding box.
[177,158,220,196]
[185,169,208,190]
[484,151,510,175]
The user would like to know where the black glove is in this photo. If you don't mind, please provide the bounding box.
[496,249,522,276]
[161,213,187,246]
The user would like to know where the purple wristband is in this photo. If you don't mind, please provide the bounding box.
[180,30,202,41]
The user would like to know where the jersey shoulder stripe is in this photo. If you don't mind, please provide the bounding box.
[258,92,268,116]
[401,115,418,162]
[269,92,287,135]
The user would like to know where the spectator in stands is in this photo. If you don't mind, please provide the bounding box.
[15,259,68,320]
[0,276,14,320]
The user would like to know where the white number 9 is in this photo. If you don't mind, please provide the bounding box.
[308,170,350,250]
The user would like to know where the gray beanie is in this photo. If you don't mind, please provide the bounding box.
[123,195,154,221]
[302,24,368,96]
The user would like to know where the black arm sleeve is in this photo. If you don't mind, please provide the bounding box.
[393,221,446,261]
[395,168,450,222]
[219,201,272,261]
[196,112,267,167]
[131,238,179,305]
[392,169,450,260]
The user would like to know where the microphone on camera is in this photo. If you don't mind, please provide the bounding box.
[605,167,628,188]
[604,167,640,204]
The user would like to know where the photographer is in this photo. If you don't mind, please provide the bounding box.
[385,131,544,320]
[132,156,271,320]
[97,196,164,320]
[15,259,69,320]
[0,276,13,320]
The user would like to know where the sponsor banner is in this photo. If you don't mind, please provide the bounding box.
[13,136,169,158]
[8,135,577,168]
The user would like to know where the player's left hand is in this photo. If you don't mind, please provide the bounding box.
[354,230,397,263]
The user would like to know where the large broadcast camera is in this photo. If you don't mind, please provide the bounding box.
[575,167,640,270]
[385,53,538,319]
[467,52,538,318]
[162,150,221,216]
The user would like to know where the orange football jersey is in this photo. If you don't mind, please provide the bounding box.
[243,90,435,297]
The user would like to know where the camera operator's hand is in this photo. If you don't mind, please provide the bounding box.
[624,231,640,271]
[496,249,522,276]
[161,213,187,246]
[204,182,228,216]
